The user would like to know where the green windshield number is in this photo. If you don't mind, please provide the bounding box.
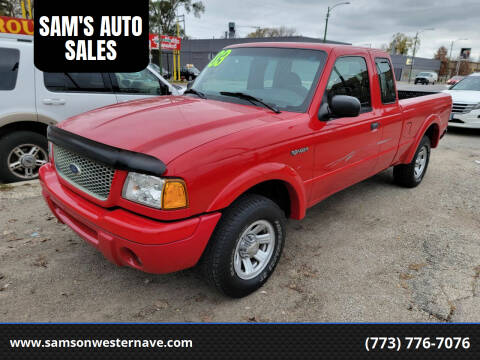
[208,49,231,68]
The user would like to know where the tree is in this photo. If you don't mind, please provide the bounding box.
[434,46,449,76]
[0,0,33,18]
[386,33,415,55]
[247,26,298,38]
[0,0,15,17]
[149,0,204,36]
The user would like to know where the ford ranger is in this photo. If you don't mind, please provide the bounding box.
[39,43,452,298]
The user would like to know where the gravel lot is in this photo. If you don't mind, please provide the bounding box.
[1,127,479,323]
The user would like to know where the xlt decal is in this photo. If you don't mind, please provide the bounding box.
[291,147,309,156]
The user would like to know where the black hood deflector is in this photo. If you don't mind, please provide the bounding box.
[47,126,167,176]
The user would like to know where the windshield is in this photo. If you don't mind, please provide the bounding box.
[191,47,327,112]
[418,72,431,76]
[450,76,480,91]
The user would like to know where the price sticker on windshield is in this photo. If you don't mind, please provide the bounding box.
[208,49,231,67]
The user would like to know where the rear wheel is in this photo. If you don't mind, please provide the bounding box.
[0,131,48,183]
[200,194,286,298]
[393,136,431,188]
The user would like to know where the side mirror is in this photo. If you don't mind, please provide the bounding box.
[186,81,194,90]
[318,95,361,121]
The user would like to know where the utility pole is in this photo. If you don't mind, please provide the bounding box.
[407,28,434,84]
[408,32,419,84]
[323,2,350,43]
[323,6,330,43]
[456,57,462,76]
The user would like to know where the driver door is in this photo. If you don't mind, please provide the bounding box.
[309,55,381,204]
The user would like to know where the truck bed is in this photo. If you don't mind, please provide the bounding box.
[398,90,438,100]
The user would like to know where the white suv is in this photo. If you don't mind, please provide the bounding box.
[0,34,180,182]
[443,73,480,129]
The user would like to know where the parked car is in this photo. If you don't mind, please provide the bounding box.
[443,72,480,129]
[414,72,438,85]
[180,65,201,81]
[40,43,451,297]
[446,75,465,86]
[0,34,180,182]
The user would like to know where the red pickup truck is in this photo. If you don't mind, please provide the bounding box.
[39,43,451,297]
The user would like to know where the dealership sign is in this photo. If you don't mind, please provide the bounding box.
[149,34,181,50]
[0,16,34,35]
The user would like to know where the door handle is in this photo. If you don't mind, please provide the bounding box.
[43,98,66,105]
[371,122,380,130]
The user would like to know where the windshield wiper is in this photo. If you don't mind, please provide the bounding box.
[219,91,281,114]
[184,88,207,99]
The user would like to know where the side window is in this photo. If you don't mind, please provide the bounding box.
[114,69,168,95]
[44,73,110,92]
[375,58,396,104]
[326,56,371,111]
[0,48,20,91]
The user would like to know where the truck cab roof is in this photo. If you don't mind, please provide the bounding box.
[227,41,383,54]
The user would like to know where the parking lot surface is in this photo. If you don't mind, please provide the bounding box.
[1,127,479,322]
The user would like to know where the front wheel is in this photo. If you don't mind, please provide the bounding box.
[200,194,286,298]
[393,136,431,188]
[0,131,48,182]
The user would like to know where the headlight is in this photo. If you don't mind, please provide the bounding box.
[473,103,480,110]
[122,172,188,210]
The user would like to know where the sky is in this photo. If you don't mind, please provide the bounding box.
[180,0,480,60]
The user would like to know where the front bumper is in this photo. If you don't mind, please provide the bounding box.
[39,163,221,274]
[449,110,480,129]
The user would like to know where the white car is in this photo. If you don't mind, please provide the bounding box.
[443,73,480,129]
[0,34,180,182]
[414,71,438,85]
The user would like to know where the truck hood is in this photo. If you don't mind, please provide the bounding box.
[59,95,278,166]
[442,90,480,104]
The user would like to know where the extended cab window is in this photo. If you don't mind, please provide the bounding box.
[375,58,396,104]
[44,73,111,93]
[113,69,169,95]
[326,56,371,111]
[0,47,20,91]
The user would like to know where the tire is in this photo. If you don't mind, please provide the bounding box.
[393,136,431,188]
[200,194,286,298]
[0,131,48,183]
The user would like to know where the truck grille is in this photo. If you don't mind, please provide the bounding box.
[53,145,115,201]
[452,103,476,114]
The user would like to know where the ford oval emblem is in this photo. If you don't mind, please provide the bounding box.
[69,163,81,175]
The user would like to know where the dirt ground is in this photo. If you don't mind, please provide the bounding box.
[1,127,479,323]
